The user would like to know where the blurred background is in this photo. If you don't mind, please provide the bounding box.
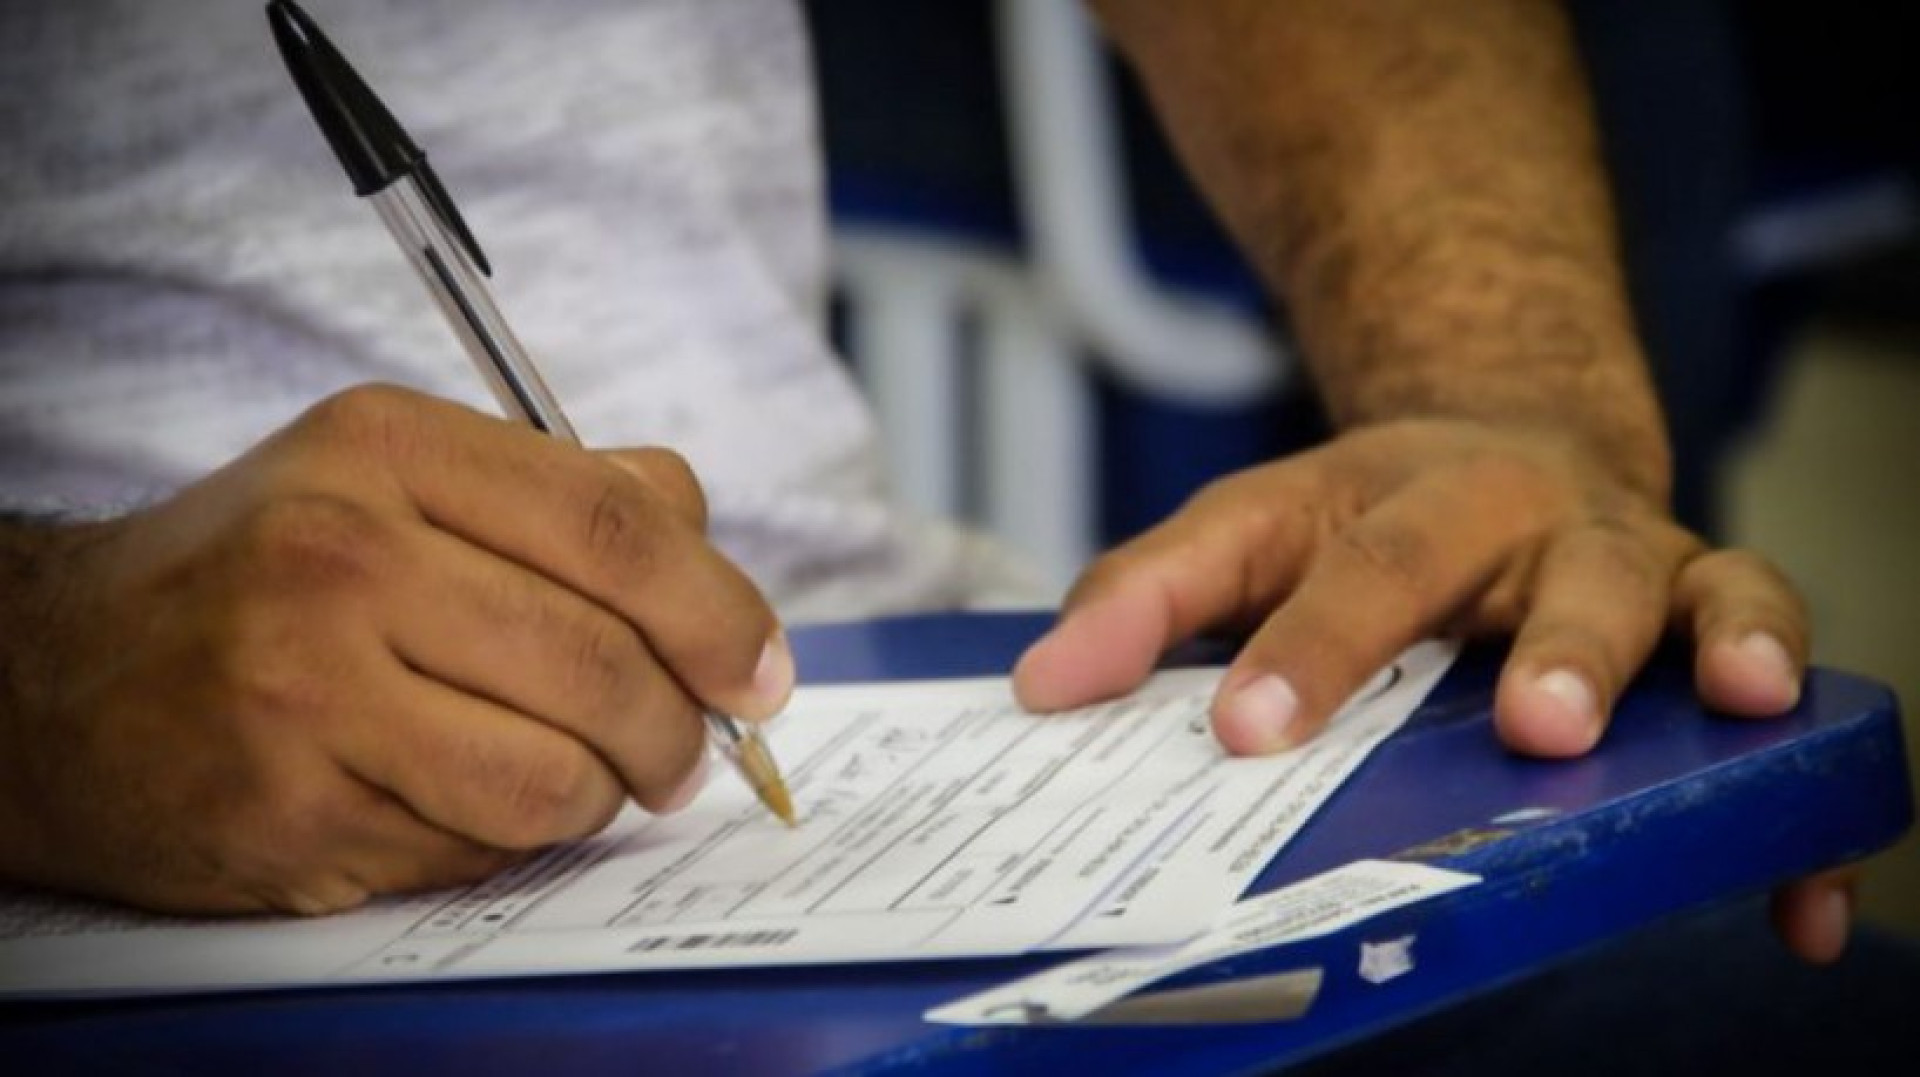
[802,0,1920,936]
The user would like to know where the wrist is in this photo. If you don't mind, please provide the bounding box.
[1,514,68,698]
[1290,229,1673,503]
[0,514,111,882]
[1327,353,1674,507]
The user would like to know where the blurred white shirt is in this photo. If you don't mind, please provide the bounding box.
[0,0,1041,618]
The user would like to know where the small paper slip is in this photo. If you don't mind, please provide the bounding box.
[0,642,1454,997]
[926,859,1480,1026]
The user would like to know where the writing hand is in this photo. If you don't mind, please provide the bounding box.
[0,385,791,916]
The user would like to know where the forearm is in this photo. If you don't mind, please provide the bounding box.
[0,514,90,880]
[0,512,110,777]
[0,515,70,705]
[1089,0,1669,499]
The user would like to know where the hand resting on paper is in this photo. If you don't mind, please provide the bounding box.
[0,384,792,917]
[1012,418,1854,965]
[1054,0,1856,968]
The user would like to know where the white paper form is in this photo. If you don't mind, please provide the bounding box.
[0,641,1454,997]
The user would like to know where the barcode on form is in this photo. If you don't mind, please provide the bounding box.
[628,928,799,954]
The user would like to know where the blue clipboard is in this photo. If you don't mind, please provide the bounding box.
[1,612,1909,1075]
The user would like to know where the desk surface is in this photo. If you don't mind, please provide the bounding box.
[3,613,1910,1076]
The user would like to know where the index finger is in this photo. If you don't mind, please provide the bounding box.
[1217,465,1547,754]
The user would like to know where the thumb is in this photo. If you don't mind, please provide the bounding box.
[1012,574,1174,713]
[1013,480,1313,712]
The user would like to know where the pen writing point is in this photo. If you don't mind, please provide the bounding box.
[765,782,798,828]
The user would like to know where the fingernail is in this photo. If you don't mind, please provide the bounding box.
[753,631,796,707]
[1533,668,1601,748]
[1736,632,1800,706]
[1218,675,1299,753]
[659,752,711,814]
[1814,885,1853,962]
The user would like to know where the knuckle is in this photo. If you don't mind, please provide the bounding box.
[477,574,640,723]
[582,479,662,571]
[1685,545,1792,599]
[495,745,602,847]
[1465,575,1528,631]
[1311,621,1384,689]
[1652,515,1710,563]
[297,383,424,463]
[1330,521,1434,604]
[558,614,641,721]
[1695,546,1810,634]
[213,612,339,727]
[242,493,393,595]
[1572,519,1667,593]
[1459,448,1585,532]
[1715,547,1795,592]
[623,448,707,526]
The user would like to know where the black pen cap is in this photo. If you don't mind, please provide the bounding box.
[267,0,492,274]
[267,0,421,196]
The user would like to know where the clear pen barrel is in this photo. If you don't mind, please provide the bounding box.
[370,177,579,444]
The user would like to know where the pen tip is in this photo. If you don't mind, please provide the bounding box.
[765,780,798,828]
[733,727,799,827]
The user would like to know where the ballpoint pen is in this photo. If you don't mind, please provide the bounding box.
[267,0,796,827]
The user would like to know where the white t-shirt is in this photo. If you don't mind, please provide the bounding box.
[0,0,1040,618]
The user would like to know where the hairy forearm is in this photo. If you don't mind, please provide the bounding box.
[0,513,106,769]
[1090,0,1670,499]
[0,514,87,878]
[0,516,62,702]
